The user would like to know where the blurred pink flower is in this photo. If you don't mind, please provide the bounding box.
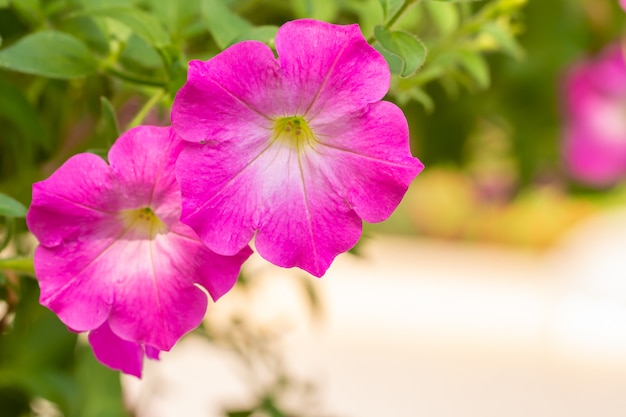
[26,126,251,377]
[171,19,424,277]
[621,0,626,11]
[563,43,626,186]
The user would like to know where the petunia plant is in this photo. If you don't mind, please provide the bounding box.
[0,0,535,415]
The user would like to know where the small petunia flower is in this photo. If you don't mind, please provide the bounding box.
[171,19,424,277]
[562,43,626,187]
[26,126,252,377]
[620,0,626,11]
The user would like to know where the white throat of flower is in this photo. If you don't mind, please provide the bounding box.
[119,207,167,239]
[271,116,318,151]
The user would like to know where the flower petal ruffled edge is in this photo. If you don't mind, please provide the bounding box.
[89,321,160,378]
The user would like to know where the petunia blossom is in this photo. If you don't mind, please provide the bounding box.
[620,0,626,11]
[171,18,424,277]
[26,126,252,377]
[562,43,626,187]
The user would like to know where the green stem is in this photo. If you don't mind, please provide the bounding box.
[126,90,166,130]
[367,0,420,44]
[0,256,35,275]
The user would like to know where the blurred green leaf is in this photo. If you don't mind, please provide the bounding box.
[0,0,9,8]
[456,49,490,88]
[72,0,135,7]
[118,33,164,69]
[378,0,404,20]
[374,26,426,77]
[0,31,98,78]
[292,0,339,21]
[71,345,130,417]
[61,15,110,56]
[408,87,435,112]
[230,25,278,46]
[145,0,200,39]
[424,1,459,36]
[226,411,254,417]
[100,97,119,145]
[425,0,486,2]
[0,258,34,275]
[201,0,251,50]
[0,279,79,413]
[482,21,524,60]
[0,77,51,150]
[0,192,27,218]
[78,6,171,48]
[10,0,42,26]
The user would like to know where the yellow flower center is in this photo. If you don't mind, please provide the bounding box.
[271,116,317,151]
[119,207,167,239]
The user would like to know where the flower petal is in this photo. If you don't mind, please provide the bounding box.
[178,140,363,276]
[171,43,277,143]
[27,153,118,247]
[310,101,424,222]
[89,322,153,378]
[276,19,390,121]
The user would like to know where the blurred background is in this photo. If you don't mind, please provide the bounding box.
[2,0,626,416]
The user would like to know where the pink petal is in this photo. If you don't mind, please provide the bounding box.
[89,322,157,378]
[27,153,118,247]
[178,140,362,276]
[310,101,424,223]
[171,46,276,144]
[276,19,390,122]
[564,125,626,186]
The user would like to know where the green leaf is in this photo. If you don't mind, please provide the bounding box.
[0,77,51,151]
[378,0,404,20]
[0,192,27,218]
[0,31,98,79]
[409,88,435,112]
[229,25,278,46]
[482,22,524,60]
[144,0,202,38]
[0,0,9,8]
[456,49,490,88]
[78,6,170,48]
[100,97,119,145]
[374,26,426,78]
[201,0,251,50]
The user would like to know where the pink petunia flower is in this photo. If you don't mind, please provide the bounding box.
[171,19,424,277]
[563,43,626,186]
[621,0,626,11]
[26,126,252,377]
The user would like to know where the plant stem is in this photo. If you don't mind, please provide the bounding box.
[126,89,166,130]
[367,0,420,44]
